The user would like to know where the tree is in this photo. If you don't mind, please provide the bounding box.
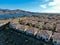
[39,25,43,30]
[26,23,32,27]
[51,23,56,32]
[51,23,56,35]
[19,19,24,25]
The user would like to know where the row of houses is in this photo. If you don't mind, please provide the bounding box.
[52,33,60,45]
[8,17,60,45]
[19,17,57,31]
[9,23,52,42]
[9,20,60,45]
[52,23,60,45]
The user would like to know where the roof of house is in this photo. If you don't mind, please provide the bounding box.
[56,24,60,32]
[26,27,39,35]
[37,30,52,38]
[53,33,60,40]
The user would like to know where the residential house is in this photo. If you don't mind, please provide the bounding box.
[23,25,30,32]
[36,30,52,42]
[25,27,39,36]
[53,33,60,45]
[16,24,25,33]
[44,23,53,30]
[9,20,19,29]
[56,24,60,32]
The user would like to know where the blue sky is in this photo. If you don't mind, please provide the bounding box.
[0,0,60,13]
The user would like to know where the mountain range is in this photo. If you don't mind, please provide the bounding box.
[0,9,60,15]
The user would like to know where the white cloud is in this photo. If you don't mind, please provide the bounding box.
[48,2,56,6]
[48,0,60,6]
[40,4,47,8]
[40,0,60,13]
[48,0,60,11]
